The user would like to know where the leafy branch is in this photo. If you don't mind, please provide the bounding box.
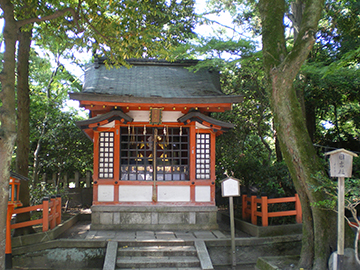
[17,7,80,30]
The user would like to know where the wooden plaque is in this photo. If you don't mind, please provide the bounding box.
[325,148,358,178]
[221,177,241,197]
[149,108,163,125]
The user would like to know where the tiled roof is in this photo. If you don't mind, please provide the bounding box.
[10,172,29,181]
[83,59,223,98]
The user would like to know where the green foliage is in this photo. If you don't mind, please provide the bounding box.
[13,48,94,185]
[315,0,360,64]
[298,64,360,150]
[30,182,69,206]
[352,156,360,179]
[30,110,93,178]
[312,171,360,215]
[291,0,360,154]
[15,0,196,65]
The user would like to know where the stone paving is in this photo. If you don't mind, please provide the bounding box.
[85,229,228,241]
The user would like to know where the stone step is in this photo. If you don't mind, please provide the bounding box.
[118,245,197,257]
[118,268,202,270]
[116,255,201,268]
[117,240,194,247]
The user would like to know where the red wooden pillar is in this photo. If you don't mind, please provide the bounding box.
[6,204,14,269]
[56,195,62,225]
[42,197,49,232]
[50,196,56,229]
[242,195,247,219]
[251,196,256,225]
[261,196,268,227]
[210,132,216,182]
[189,125,196,181]
[93,132,99,204]
[295,194,302,223]
[190,182,195,202]
[114,123,120,181]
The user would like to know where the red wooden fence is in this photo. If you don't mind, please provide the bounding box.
[6,196,62,258]
[242,194,302,226]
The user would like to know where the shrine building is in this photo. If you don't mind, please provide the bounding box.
[70,58,243,230]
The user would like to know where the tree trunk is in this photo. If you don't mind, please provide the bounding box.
[0,0,18,269]
[259,0,337,269]
[305,101,316,142]
[14,27,36,236]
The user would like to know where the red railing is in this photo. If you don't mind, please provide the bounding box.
[6,196,62,258]
[242,194,302,226]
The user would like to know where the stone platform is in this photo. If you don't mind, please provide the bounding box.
[91,205,219,231]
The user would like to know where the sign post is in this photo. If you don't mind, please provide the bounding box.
[325,149,358,270]
[221,177,241,269]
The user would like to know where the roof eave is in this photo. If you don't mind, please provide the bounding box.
[178,111,235,132]
[69,92,244,104]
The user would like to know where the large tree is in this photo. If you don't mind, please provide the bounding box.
[259,0,337,269]
[14,27,34,236]
[0,0,195,268]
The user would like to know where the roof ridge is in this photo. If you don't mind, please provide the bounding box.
[94,57,199,67]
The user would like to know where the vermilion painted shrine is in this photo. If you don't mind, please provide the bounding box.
[70,58,243,230]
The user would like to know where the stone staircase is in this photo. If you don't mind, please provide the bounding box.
[103,240,214,270]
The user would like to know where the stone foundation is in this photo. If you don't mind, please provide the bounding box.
[91,205,218,230]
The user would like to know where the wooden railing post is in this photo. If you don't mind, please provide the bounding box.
[42,197,49,232]
[6,204,14,269]
[56,195,62,225]
[50,196,56,229]
[295,194,302,223]
[251,196,256,225]
[242,195,247,219]
[261,196,269,226]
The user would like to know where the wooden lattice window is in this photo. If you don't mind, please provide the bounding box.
[120,127,189,181]
[196,133,211,179]
[98,132,114,179]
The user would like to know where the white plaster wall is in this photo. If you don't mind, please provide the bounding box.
[195,186,211,202]
[127,110,184,122]
[158,186,190,202]
[97,185,114,202]
[119,185,153,202]
[162,111,184,122]
[195,122,210,129]
[100,120,115,128]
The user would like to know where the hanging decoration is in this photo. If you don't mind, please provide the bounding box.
[179,126,182,136]
[163,125,169,146]
[143,125,147,135]
[166,126,169,146]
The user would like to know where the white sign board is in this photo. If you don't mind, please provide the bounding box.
[325,149,358,178]
[221,177,240,197]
